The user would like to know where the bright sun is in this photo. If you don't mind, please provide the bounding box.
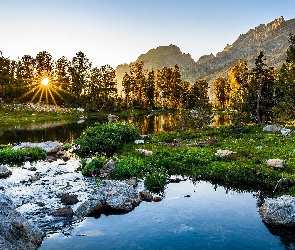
[41,77,49,86]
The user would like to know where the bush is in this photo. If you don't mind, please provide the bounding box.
[0,147,46,163]
[111,157,146,179]
[79,156,108,176]
[74,122,140,156]
[144,171,167,193]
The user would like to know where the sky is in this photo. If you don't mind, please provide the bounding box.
[1,0,295,68]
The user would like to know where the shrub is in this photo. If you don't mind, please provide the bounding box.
[111,156,146,179]
[79,156,108,176]
[0,147,46,163]
[74,122,140,156]
[144,171,167,193]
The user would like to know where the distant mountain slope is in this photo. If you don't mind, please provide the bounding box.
[116,16,295,95]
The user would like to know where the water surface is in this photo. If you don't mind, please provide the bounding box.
[40,180,285,250]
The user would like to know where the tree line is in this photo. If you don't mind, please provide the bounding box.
[213,34,295,126]
[0,33,294,127]
[0,51,211,115]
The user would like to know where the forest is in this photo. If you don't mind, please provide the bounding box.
[0,34,295,127]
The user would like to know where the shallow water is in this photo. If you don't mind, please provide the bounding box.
[40,180,285,250]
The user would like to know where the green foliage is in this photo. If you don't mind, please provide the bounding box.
[79,156,108,176]
[0,147,46,163]
[111,157,146,179]
[144,171,167,193]
[74,122,140,156]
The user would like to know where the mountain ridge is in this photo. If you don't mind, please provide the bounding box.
[116,16,295,91]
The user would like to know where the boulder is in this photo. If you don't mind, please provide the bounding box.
[263,125,283,132]
[266,159,285,169]
[61,193,79,205]
[52,206,74,218]
[136,148,153,156]
[215,149,237,158]
[0,193,44,250]
[12,141,63,154]
[259,195,295,227]
[75,180,141,218]
[0,165,12,179]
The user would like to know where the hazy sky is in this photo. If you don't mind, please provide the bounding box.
[1,0,295,68]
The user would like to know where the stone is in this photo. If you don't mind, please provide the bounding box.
[153,196,162,202]
[0,193,44,250]
[215,149,237,158]
[0,165,12,178]
[134,139,145,144]
[12,141,63,154]
[52,206,74,218]
[140,191,153,202]
[266,159,285,169]
[205,137,219,145]
[136,148,153,156]
[99,158,117,178]
[75,180,141,217]
[259,195,295,227]
[61,193,79,205]
[281,128,292,137]
[263,125,283,132]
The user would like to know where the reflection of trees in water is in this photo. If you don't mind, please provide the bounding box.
[212,114,232,126]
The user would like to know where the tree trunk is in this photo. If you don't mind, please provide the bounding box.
[256,77,263,126]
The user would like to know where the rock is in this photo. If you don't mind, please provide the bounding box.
[134,139,145,144]
[205,137,219,145]
[52,206,74,218]
[124,177,139,187]
[12,141,63,154]
[266,159,285,169]
[215,149,237,158]
[140,191,153,202]
[0,193,44,250]
[75,180,141,217]
[61,193,79,205]
[259,195,295,227]
[99,158,117,178]
[0,165,12,178]
[153,196,162,202]
[263,125,283,132]
[107,114,119,121]
[281,128,292,137]
[136,148,153,156]
[75,200,104,218]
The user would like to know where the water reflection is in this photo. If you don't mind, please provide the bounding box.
[40,180,284,250]
[0,114,233,144]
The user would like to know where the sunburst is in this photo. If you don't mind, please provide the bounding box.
[18,74,75,106]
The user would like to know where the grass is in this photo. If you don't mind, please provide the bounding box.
[107,125,295,194]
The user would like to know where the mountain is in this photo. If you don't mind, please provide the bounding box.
[115,16,295,96]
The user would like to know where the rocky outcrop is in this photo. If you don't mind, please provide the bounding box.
[259,195,295,227]
[12,141,63,154]
[75,180,141,217]
[0,193,44,250]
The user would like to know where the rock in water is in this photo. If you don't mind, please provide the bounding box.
[12,141,63,154]
[75,180,141,217]
[0,193,44,250]
[259,195,295,227]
